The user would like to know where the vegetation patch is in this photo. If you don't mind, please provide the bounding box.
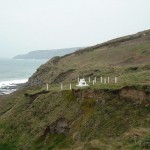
[24,89,49,97]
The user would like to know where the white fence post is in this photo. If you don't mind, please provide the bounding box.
[89,77,91,83]
[70,83,72,90]
[93,80,95,85]
[61,83,63,90]
[46,84,49,91]
[115,77,118,83]
[95,77,96,83]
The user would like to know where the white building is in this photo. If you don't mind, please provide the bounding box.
[76,78,89,87]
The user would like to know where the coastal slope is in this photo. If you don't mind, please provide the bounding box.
[0,85,150,150]
[27,29,150,86]
[0,29,150,150]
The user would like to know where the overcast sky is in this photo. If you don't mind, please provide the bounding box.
[0,0,150,58]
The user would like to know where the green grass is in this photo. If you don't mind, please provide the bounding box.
[0,85,150,149]
[0,144,13,150]
[24,88,49,96]
[0,30,150,149]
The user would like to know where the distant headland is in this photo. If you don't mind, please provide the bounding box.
[13,47,84,59]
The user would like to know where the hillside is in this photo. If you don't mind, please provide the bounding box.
[0,85,150,150]
[0,29,150,150]
[27,29,150,86]
[13,47,82,59]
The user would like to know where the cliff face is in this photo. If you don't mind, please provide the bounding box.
[27,30,150,86]
[0,86,149,149]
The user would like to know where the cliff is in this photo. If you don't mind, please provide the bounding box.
[27,29,150,86]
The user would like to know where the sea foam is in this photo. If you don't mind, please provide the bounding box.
[0,79,28,88]
[0,79,28,95]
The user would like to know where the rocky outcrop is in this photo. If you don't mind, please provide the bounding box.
[73,86,150,105]
[42,118,70,139]
[49,118,70,134]
[120,86,150,106]
[120,87,150,101]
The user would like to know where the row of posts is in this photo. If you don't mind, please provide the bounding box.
[88,76,118,85]
[45,83,72,91]
[46,77,118,91]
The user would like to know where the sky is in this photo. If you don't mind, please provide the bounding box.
[0,0,150,58]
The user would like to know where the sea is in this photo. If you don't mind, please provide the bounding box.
[0,58,48,95]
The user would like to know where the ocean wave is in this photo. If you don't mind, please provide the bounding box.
[0,79,28,95]
[0,79,28,88]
